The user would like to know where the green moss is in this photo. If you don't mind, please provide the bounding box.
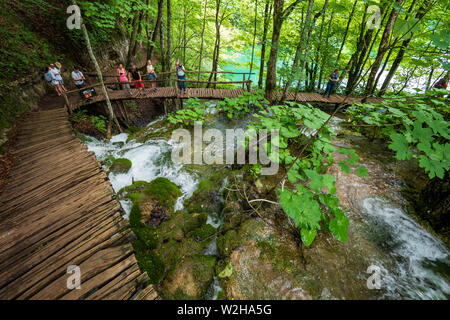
[110,158,132,174]
[184,175,225,214]
[129,203,144,229]
[217,230,241,257]
[216,289,227,300]
[135,251,166,284]
[117,181,150,199]
[181,212,208,234]
[134,226,159,250]
[144,177,182,208]
[189,223,217,240]
[161,254,217,300]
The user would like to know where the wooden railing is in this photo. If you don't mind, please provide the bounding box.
[82,70,254,90]
[64,70,255,107]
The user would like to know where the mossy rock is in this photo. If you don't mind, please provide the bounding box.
[144,177,183,209]
[117,181,150,199]
[110,158,132,174]
[189,223,216,241]
[184,173,227,214]
[134,249,166,284]
[161,255,217,300]
[112,141,125,148]
[217,229,241,257]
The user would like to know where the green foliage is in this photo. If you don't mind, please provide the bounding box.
[71,110,108,134]
[248,102,365,246]
[167,98,206,127]
[347,94,450,179]
[216,90,269,119]
[218,262,233,279]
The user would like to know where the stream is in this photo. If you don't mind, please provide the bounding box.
[83,103,449,300]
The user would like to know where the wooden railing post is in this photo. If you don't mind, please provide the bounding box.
[62,93,72,114]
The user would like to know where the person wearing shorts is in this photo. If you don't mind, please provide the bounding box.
[128,64,146,97]
[117,63,132,97]
[49,63,67,96]
[146,60,157,93]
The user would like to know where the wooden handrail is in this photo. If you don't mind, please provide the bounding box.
[85,70,256,78]
[66,78,252,95]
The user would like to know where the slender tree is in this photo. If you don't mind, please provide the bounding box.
[364,0,404,96]
[249,0,258,85]
[258,0,272,88]
[72,0,121,138]
[265,0,302,100]
[198,0,209,81]
[378,0,433,96]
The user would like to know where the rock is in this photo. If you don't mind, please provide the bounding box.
[218,218,386,300]
[184,173,226,214]
[109,158,132,174]
[161,255,217,299]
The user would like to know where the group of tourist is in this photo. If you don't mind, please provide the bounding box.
[44,63,68,96]
[116,60,188,98]
[44,63,93,101]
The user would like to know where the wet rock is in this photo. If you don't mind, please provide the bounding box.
[161,255,217,299]
[109,158,132,174]
[184,173,226,214]
[218,218,385,300]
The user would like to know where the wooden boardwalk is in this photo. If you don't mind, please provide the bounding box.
[68,86,383,111]
[0,107,158,300]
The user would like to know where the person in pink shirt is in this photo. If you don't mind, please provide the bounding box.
[117,63,132,97]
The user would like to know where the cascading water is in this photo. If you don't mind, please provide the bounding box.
[81,105,449,300]
[359,197,449,299]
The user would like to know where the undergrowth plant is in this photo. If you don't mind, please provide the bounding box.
[167,98,205,127]
[216,90,269,119]
[248,102,368,246]
[346,92,450,179]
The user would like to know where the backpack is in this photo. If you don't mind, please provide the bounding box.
[177,65,185,77]
[44,71,53,83]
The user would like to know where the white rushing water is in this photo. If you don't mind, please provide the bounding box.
[84,128,199,218]
[360,197,450,299]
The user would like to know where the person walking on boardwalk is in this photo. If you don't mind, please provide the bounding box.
[72,66,91,102]
[49,63,67,96]
[117,63,132,97]
[175,61,187,95]
[323,69,340,99]
[44,66,59,95]
[128,64,146,97]
[147,60,158,93]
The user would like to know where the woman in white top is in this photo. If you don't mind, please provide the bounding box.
[146,60,157,92]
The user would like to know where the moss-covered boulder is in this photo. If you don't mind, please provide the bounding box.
[117,181,150,200]
[216,217,388,300]
[161,255,217,299]
[184,173,227,214]
[110,158,132,174]
[123,177,219,295]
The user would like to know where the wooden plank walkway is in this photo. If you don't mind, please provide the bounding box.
[0,107,158,300]
[68,87,383,111]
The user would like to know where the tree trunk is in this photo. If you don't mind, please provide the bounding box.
[72,0,121,138]
[258,0,272,88]
[166,0,172,78]
[208,0,222,88]
[378,0,431,96]
[149,0,164,61]
[198,0,209,81]
[364,0,404,96]
[265,0,302,100]
[280,0,314,101]
[336,0,358,66]
[249,0,258,85]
